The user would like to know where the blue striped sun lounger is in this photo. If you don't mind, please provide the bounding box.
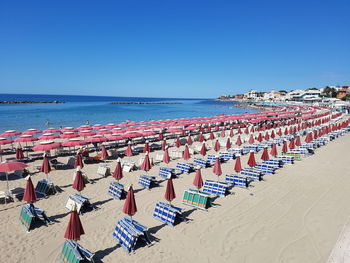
[153,201,182,226]
[219,152,235,161]
[227,148,243,155]
[225,174,249,188]
[113,216,151,253]
[241,168,263,181]
[19,204,48,232]
[159,167,175,179]
[206,154,223,164]
[262,160,282,168]
[255,163,275,174]
[272,155,294,165]
[138,175,157,189]
[175,163,193,174]
[108,181,126,200]
[59,240,94,263]
[202,179,229,197]
[193,158,209,168]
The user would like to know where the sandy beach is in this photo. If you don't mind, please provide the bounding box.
[0,125,350,263]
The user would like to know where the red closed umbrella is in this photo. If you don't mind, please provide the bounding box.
[198,133,205,142]
[187,136,193,145]
[244,127,249,134]
[100,145,109,160]
[164,178,176,203]
[182,144,191,160]
[270,143,278,157]
[295,135,301,146]
[163,148,170,164]
[289,138,295,149]
[237,127,242,134]
[113,158,123,181]
[247,151,256,167]
[213,157,222,178]
[41,154,51,178]
[229,129,234,137]
[158,133,164,140]
[214,140,220,152]
[23,176,37,203]
[248,134,255,144]
[16,147,25,160]
[125,142,133,157]
[209,132,215,140]
[175,137,181,148]
[226,138,231,149]
[64,210,85,241]
[220,129,225,137]
[143,141,150,153]
[257,133,263,142]
[122,185,137,217]
[72,169,85,192]
[234,155,242,173]
[261,147,270,161]
[277,128,282,136]
[282,141,288,153]
[236,135,242,146]
[161,139,167,151]
[271,130,275,138]
[74,153,84,169]
[193,168,204,190]
[141,152,152,172]
[200,143,207,156]
[264,132,270,141]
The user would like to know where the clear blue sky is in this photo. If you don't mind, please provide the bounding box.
[0,0,349,98]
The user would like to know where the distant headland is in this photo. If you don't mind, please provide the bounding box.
[0,100,64,104]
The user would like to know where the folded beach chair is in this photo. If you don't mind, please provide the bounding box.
[66,193,93,214]
[193,158,209,168]
[227,148,243,155]
[242,145,258,154]
[121,160,136,172]
[138,175,157,189]
[19,204,49,232]
[182,189,212,210]
[255,163,276,174]
[0,191,11,204]
[169,150,182,159]
[108,181,126,200]
[219,151,235,161]
[283,151,302,161]
[9,187,25,201]
[159,167,175,179]
[35,179,56,197]
[97,164,110,177]
[175,162,193,174]
[206,154,224,164]
[154,153,164,164]
[241,168,263,181]
[59,240,94,263]
[202,180,229,197]
[272,156,294,165]
[262,160,282,168]
[225,174,250,188]
[112,216,152,253]
[153,201,182,226]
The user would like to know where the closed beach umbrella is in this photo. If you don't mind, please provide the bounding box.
[64,210,85,241]
[248,134,255,144]
[209,132,215,140]
[234,155,242,173]
[244,127,249,134]
[220,129,225,137]
[229,129,234,137]
[236,135,242,146]
[161,139,167,151]
[74,153,84,169]
[112,158,123,181]
[125,142,133,157]
[158,133,164,140]
[198,133,205,142]
[226,138,231,149]
[23,176,37,204]
[143,141,150,153]
[141,152,152,172]
[16,147,25,160]
[100,145,109,160]
[193,168,204,190]
[164,178,176,203]
[277,128,282,137]
[284,127,289,135]
[213,157,222,178]
[183,144,191,160]
[200,142,207,156]
[264,132,270,141]
[175,137,181,148]
[261,147,270,161]
[282,141,288,153]
[163,147,170,164]
[295,135,301,146]
[72,168,85,192]
[187,136,193,145]
[237,127,242,134]
[247,151,256,167]
[271,130,275,139]
[214,140,220,152]
[270,143,278,157]
[289,138,295,149]
[257,133,263,142]
[41,154,51,179]
[122,185,137,217]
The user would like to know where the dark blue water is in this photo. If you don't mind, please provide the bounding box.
[0,94,258,132]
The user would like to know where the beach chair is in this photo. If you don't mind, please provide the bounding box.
[272,156,294,165]
[153,201,182,226]
[240,168,263,181]
[19,204,49,232]
[112,216,152,253]
[225,174,249,188]
[255,163,276,174]
[182,189,212,210]
[35,179,56,197]
[202,180,229,197]
[65,193,93,214]
[169,150,182,159]
[122,161,136,172]
[206,154,223,164]
[283,152,301,161]
[219,151,235,161]
[9,187,25,201]
[175,163,193,174]
[193,158,209,168]
[97,164,110,177]
[154,153,164,164]
[0,191,11,204]
[159,167,175,179]
[263,160,282,168]
[108,181,126,200]
[138,175,157,189]
[59,240,94,263]
[227,148,243,155]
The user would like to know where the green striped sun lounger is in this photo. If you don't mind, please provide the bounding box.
[59,240,94,263]
[182,189,212,210]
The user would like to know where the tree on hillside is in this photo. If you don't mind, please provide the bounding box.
[323,86,337,98]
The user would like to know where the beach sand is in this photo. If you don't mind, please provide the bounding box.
[1,130,350,263]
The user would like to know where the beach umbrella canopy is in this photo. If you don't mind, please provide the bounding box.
[112,158,123,181]
[42,128,60,133]
[141,152,152,171]
[122,185,137,217]
[200,142,207,156]
[16,147,25,160]
[60,132,79,139]
[41,154,51,175]
[0,130,21,137]
[213,157,222,176]
[14,135,39,143]
[23,176,37,203]
[187,136,193,145]
[175,137,181,148]
[226,138,231,149]
[163,148,170,164]
[193,168,204,189]
[79,130,97,137]
[261,147,270,161]
[72,168,85,192]
[64,210,85,241]
[125,142,133,156]
[85,135,107,143]
[32,141,61,151]
[247,151,256,167]
[234,155,242,173]
[270,143,278,157]
[61,127,78,133]
[143,141,150,153]
[182,144,191,160]
[77,125,92,131]
[62,139,87,147]
[0,137,14,145]
[74,153,84,169]
[100,145,109,159]
[22,129,42,135]
[96,129,113,135]
[0,161,28,192]
[282,141,288,153]
[248,134,255,144]
[164,178,176,202]
[236,135,242,146]
[38,133,60,140]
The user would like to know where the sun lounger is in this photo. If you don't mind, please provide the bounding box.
[97,164,110,177]
[169,150,182,159]
[108,181,126,200]
[240,168,263,181]
[154,153,164,163]
[0,191,11,204]
[138,175,157,189]
[9,187,24,201]
[206,154,223,164]
[227,148,243,155]
[272,155,294,165]
[19,204,50,232]
[219,151,235,161]
[242,145,258,154]
[255,164,276,174]
[283,152,302,160]
[182,189,212,210]
[59,240,94,263]
[159,167,175,179]
[193,158,209,168]
[35,179,56,197]
[262,160,282,168]
[202,180,229,197]
[225,174,250,188]
[65,193,92,214]
[175,162,193,174]
[153,201,182,226]
[112,216,152,253]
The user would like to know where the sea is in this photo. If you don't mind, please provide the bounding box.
[0,94,259,132]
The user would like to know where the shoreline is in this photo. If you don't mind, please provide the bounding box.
[109,102,183,105]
